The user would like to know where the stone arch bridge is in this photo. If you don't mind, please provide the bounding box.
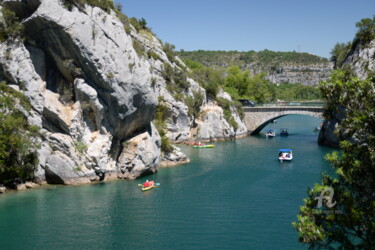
[243,106,323,135]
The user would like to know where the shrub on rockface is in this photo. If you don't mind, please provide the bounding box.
[161,63,190,94]
[216,97,239,131]
[185,91,204,118]
[0,7,24,42]
[153,97,173,153]
[0,82,40,188]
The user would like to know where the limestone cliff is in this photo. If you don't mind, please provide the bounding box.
[0,0,247,189]
[178,50,333,86]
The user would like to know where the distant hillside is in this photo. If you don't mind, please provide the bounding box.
[177,50,333,86]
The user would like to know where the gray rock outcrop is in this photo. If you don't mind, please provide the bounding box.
[117,123,161,180]
[0,0,250,189]
[159,146,190,167]
[344,40,375,80]
[266,63,333,86]
[0,0,160,185]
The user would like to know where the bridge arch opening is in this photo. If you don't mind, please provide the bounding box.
[250,114,323,135]
[251,115,287,135]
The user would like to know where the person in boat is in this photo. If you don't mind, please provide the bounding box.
[143,180,154,188]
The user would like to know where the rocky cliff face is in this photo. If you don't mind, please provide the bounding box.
[0,0,247,189]
[178,50,333,86]
[318,38,375,148]
[264,63,332,86]
[344,40,375,80]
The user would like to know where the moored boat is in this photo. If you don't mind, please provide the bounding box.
[265,129,276,138]
[280,128,289,136]
[279,149,293,161]
[193,144,215,148]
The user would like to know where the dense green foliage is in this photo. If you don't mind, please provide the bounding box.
[293,70,375,248]
[184,59,222,99]
[153,97,173,153]
[354,15,375,45]
[0,82,39,188]
[330,42,353,69]
[178,50,329,73]
[0,7,24,42]
[275,83,321,101]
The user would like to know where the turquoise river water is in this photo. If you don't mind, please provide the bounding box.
[0,115,335,249]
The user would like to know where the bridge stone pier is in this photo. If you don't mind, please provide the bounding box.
[243,106,323,135]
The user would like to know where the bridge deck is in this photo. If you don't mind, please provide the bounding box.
[243,106,323,112]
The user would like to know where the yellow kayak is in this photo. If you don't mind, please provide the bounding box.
[141,185,156,191]
[193,144,215,148]
[139,180,159,191]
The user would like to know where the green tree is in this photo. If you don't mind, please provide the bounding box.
[330,42,352,69]
[247,73,274,103]
[139,18,147,29]
[0,82,39,188]
[354,15,375,44]
[224,66,250,97]
[293,70,375,248]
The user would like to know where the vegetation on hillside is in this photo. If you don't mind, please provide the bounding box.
[161,62,190,100]
[293,70,375,248]
[0,7,24,42]
[185,60,321,103]
[61,0,115,12]
[330,42,352,69]
[178,49,330,73]
[0,82,40,188]
[153,97,173,153]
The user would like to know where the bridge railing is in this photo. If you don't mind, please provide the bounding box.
[243,106,324,112]
[255,101,325,107]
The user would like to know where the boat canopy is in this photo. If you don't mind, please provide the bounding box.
[279,149,292,152]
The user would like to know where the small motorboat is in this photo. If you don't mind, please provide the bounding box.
[265,129,276,138]
[279,149,293,162]
[193,144,215,148]
[280,128,289,136]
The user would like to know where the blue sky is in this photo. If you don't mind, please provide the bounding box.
[117,0,375,58]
